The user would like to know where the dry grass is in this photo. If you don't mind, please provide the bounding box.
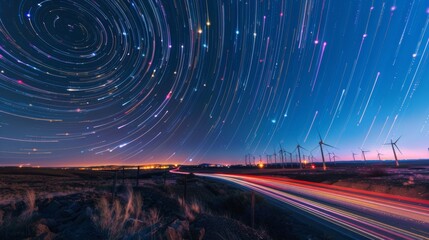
[21,190,36,220]
[178,197,204,222]
[92,187,144,239]
[145,208,161,226]
[189,200,203,214]
[0,189,37,239]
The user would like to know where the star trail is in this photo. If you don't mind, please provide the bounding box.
[0,0,429,166]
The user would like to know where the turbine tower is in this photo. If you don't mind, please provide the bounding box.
[318,134,335,171]
[273,148,277,165]
[352,152,358,161]
[266,154,272,166]
[361,149,370,162]
[376,151,383,161]
[332,153,338,165]
[385,137,402,167]
[279,144,286,168]
[295,144,306,169]
[285,150,293,168]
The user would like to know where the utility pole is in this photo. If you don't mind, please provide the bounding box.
[136,166,140,186]
[112,170,118,200]
[122,166,125,184]
[183,174,188,201]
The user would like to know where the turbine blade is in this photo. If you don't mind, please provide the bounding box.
[394,136,402,144]
[311,146,319,152]
[323,143,336,149]
[394,144,403,155]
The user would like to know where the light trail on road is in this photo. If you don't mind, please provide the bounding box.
[195,173,429,240]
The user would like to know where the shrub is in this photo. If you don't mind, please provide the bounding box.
[367,168,388,177]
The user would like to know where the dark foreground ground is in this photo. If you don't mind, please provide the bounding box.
[0,167,332,240]
[0,162,428,239]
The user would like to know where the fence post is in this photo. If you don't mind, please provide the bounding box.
[183,174,187,201]
[122,167,125,184]
[136,166,140,187]
[112,170,118,199]
[251,191,255,228]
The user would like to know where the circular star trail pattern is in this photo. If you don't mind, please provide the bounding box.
[0,0,428,166]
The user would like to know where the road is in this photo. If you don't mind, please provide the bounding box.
[194,173,429,240]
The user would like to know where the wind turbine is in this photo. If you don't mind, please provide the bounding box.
[318,134,335,171]
[352,152,358,162]
[266,154,271,166]
[279,144,286,168]
[285,150,293,168]
[273,148,277,165]
[310,147,319,164]
[295,144,306,169]
[327,152,333,162]
[332,152,338,165]
[361,149,370,162]
[385,137,402,167]
[376,151,383,161]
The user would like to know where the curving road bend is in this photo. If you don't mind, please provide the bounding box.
[195,173,429,240]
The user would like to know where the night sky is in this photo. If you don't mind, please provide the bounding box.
[1,0,429,166]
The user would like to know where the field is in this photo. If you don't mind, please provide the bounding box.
[184,160,429,200]
[0,167,325,239]
[0,162,428,239]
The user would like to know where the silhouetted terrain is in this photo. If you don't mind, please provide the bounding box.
[0,167,334,240]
